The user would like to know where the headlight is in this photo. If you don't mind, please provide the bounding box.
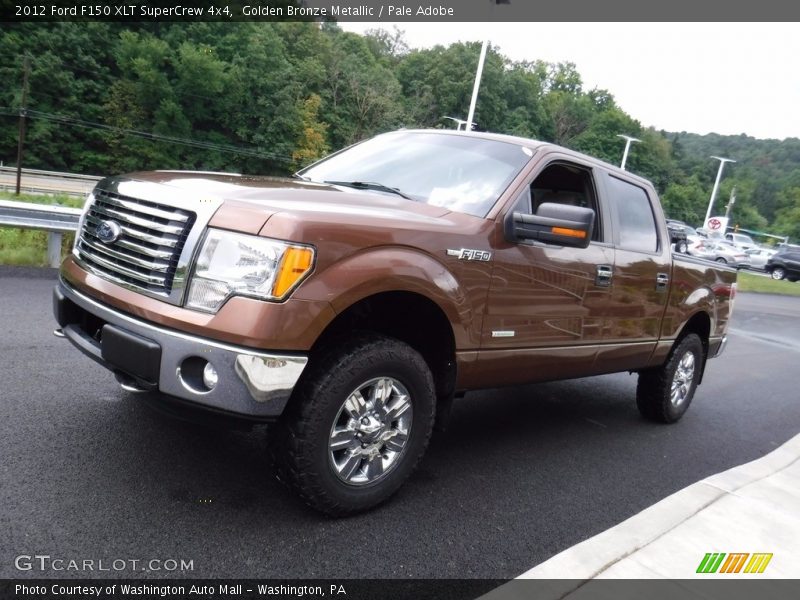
[185,229,314,313]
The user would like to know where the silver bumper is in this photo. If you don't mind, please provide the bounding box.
[711,334,728,358]
[55,279,307,418]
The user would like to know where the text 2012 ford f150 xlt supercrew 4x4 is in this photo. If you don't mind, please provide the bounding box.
[54,130,736,515]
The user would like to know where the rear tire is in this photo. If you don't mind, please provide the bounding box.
[771,267,786,280]
[272,334,436,516]
[715,257,727,264]
[636,334,704,424]
[676,240,688,254]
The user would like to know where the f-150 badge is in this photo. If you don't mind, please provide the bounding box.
[447,248,492,261]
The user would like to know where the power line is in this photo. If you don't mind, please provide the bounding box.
[0,108,293,164]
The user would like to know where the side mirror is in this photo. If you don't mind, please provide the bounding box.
[506,202,594,249]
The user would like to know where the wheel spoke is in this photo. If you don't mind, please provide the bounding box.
[371,378,394,411]
[383,430,408,453]
[366,455,385,479]
[344,390,368,420]
[329,428,359,451]
[385,394,411,422]
[337,451,363,481]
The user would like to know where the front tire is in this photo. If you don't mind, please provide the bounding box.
[771,267,786,280]
[715,257,727,264]
[273,334,436,516]
[676,240,688,254]
[636,333,704,423]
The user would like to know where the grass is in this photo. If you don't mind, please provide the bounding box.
[0,191,81,267]
[737,270,800,297]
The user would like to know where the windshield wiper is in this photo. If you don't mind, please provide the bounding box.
[324,180,412,200]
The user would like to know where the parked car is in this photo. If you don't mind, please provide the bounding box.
[725,232,757,251]
[53,129,737,515]
[744,247,777,271]
[666,222,689,253]
[765,248,800,281]
[688,239,751,268]
[666,220,702,253]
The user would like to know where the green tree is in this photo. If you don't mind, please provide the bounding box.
[292,94,329,169]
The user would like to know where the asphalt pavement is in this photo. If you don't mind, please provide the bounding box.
[1,270,799,580]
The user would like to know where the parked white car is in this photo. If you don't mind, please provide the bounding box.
[688,239,751,268]
[745,247,777,270]
[725,232,757,251]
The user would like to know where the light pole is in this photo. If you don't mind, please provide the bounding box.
[704,156,736,225]
[617,134,640,170]
[442,116,475,131]
[465,39,489,134]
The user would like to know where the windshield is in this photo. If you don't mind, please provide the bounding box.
[298,131,534,218]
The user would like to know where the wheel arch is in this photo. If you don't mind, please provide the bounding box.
[311,290,458,404]
[675,310,712,382]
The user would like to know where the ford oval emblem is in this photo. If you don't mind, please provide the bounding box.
[96,220,122,244]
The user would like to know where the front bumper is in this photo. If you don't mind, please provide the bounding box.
[54,279,308,418]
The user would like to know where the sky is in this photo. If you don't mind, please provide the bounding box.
[340,22,799,141]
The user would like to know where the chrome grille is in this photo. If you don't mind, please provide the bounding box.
[76,190,196,296]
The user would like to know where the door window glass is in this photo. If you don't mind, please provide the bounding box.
[608,176,658,253]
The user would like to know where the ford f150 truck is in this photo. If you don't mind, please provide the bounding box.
[54,130,736,515]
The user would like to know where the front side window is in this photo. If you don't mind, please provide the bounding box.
[299,131,534,218]
[607,176,659,253]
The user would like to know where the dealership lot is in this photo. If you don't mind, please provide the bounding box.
[2,272,799,579]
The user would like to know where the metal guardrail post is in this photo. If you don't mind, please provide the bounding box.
[47,232,63,268]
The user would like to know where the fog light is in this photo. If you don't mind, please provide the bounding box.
[203,363,219,390]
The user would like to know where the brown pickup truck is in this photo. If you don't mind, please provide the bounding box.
[54,130,736,515]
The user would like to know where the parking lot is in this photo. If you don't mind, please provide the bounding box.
[2,271,799,579]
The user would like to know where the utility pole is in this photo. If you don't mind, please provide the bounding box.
[15,54,31,196]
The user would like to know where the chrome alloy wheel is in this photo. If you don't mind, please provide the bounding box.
[670,351,696,407]
[328,377,413,486]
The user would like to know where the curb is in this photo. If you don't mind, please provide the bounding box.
[483,432,800,597]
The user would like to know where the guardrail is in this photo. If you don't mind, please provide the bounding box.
[0,166,101,197]
[0,166,103,181]
[0,199,82,268]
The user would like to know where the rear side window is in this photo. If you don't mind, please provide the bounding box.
[607,176,658,253]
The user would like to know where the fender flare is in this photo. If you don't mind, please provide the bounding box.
[294,247,479,348]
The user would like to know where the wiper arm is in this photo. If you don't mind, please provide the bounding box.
[324,180,412,200]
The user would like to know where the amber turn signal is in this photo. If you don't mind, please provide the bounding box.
[551,226,587,239]
[272,246,314,298]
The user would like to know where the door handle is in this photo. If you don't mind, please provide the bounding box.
[596,265,613,287]
[656,273,669,292]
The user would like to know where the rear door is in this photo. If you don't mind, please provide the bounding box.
[597,172,672,371]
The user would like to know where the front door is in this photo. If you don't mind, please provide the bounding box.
[478,159,615,386]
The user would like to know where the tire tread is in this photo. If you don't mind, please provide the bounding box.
[636,333,703,424]
[272,333,435,516]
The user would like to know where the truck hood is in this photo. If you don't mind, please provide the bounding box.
[117,171,457,235]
